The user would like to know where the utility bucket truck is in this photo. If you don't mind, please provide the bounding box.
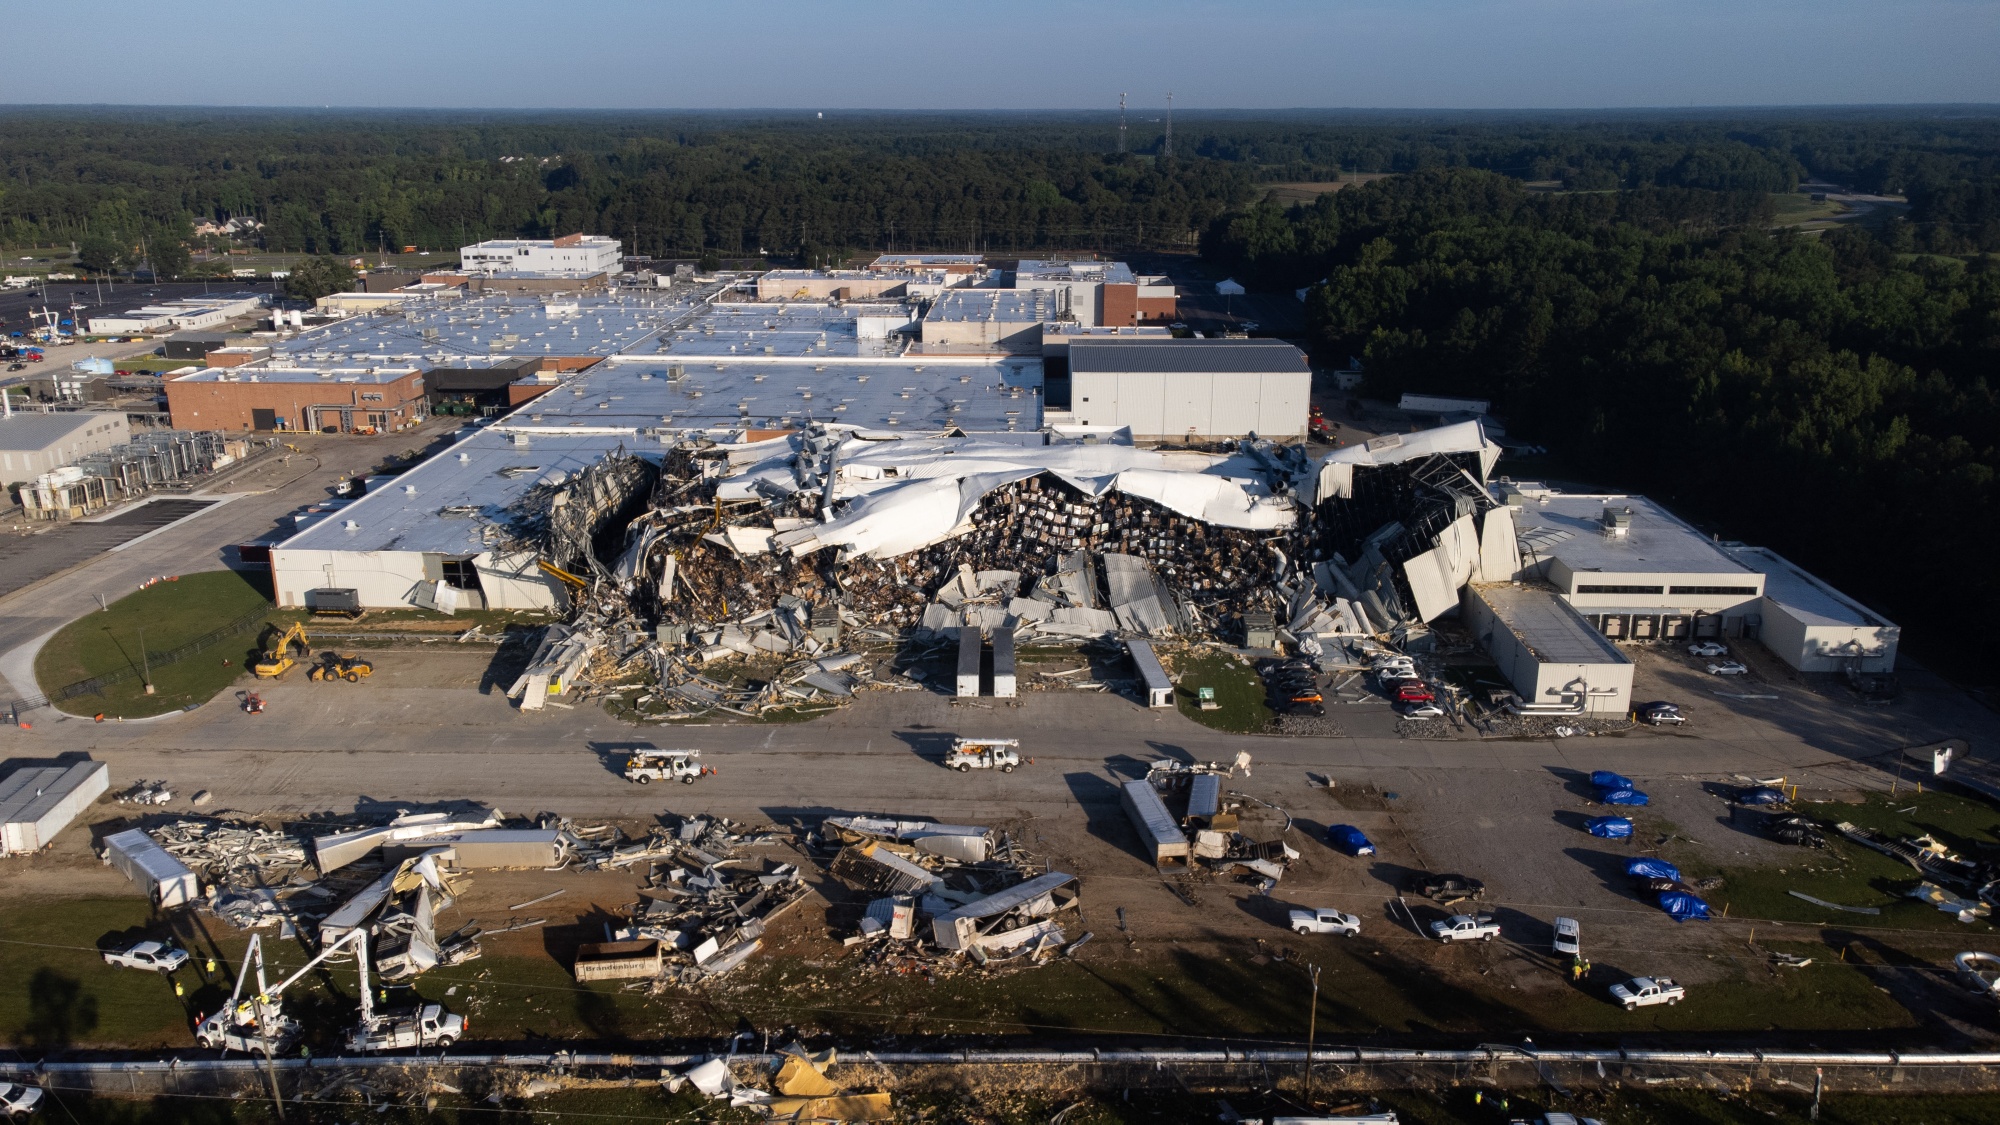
[347,932,464,1052]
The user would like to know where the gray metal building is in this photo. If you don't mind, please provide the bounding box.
[0,413,133,488]
[0,760,110,855]
[1066,339,1310,440]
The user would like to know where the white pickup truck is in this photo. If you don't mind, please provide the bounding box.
[347,1004,465,1052]
[102,941,190,973]
[1609,975,1686,1010]
[1289,908,1361,937]
[1429,914,1501,943]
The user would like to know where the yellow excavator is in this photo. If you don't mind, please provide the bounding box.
[251,622,311,679]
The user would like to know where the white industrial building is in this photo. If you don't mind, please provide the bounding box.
[460,234,622,277]
[920,290,1061,352]
[1498,483,1897,673]
[0,412,133,488]
[1463,582,1634,715]
[86,293,265,335]
[1066,339,1310,440]
[1722,545,1899,672]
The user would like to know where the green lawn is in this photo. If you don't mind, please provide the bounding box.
[34,569,276,718]
[1173,648,1274,734]
[1670,790,2000,933]
[0,897,200,1050]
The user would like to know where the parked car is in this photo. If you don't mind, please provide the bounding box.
[1272,699,1327,717]
[1552,916,1582,956]
[1407,872,1486,902]
[0,1082,42,1119]
[1391,682,1436,703]
[1429,913,1500,943]
[1609,975,1685,1010]
[102,941,189,973]
[1706,661,1750,676]
[1397,701,1445,719]
[1687,641,1729,657]
[1636,701,1685,726]
[1289,907,1362,936]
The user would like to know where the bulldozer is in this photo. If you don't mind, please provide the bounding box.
[251,622,311,679]
[307,652,374,683]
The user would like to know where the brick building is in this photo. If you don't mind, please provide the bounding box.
[165,366,425,433]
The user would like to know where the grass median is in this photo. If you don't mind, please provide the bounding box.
[33,569,276,718]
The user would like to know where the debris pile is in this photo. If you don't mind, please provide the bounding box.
[1836,821,2000,916]
[553,812,809,982]
[670,1047,893,1121]
[495,420,1513,715]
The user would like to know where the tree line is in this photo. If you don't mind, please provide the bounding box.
[5,108,1998,269]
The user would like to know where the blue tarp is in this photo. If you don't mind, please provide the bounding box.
[1738,787,1787,806]
[1590,770,1634,790]
[1326,824,1375,856]
[1658,891,1712,922]
[1627,858,1681,881]
[1586,816,1634,839]
[1599,788,1650,806]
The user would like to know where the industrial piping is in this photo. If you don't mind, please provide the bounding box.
[6,1046,2000,1077]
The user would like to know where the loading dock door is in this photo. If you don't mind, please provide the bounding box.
[251,408,278,431]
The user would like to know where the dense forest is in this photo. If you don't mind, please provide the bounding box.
[1205,165,2000,676]
[4,108,2000,260]
[2,106,1996,676]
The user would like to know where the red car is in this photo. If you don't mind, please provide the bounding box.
[1392,682,1436,703]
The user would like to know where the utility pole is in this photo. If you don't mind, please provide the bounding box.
[138,625,153,695]
[1164,92,1173,160]
[1117,93,1127,154]
[1303,961,1321,1107]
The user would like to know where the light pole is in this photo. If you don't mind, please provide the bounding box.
[1303,961,1322,1107]
[138,625,153,695]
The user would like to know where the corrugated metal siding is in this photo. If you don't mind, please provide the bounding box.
[0,761,109,854]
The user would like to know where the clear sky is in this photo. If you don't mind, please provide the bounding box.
[4,0,1993,110]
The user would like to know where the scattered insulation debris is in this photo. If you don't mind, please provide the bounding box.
[491,420,1513,716]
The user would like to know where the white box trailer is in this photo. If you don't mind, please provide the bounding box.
[102,827,200,908]
[992,626,1018,699]
[0,760,110,855]
[956,626,983,697]
[1126,638,1175,708]
[1121,780,1190,866]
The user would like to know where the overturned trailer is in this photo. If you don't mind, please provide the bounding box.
[930,871,1080,952]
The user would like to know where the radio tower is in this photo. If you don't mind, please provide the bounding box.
[1117,93,1127,153]
[1164,92,1173,160]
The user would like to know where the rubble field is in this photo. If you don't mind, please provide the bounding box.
[18,774,2000,1055]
